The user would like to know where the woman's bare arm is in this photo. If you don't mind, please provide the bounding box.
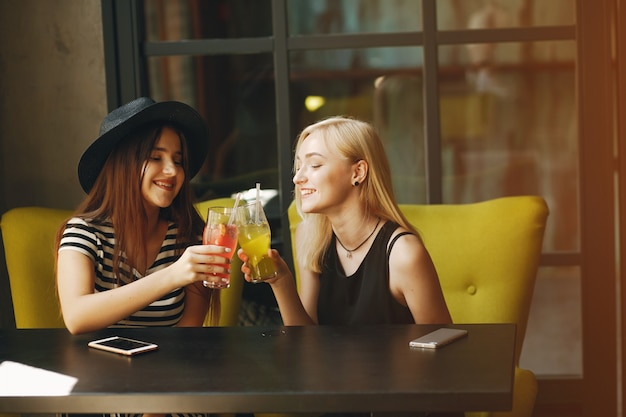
[57,245,227,334]
[387,232,452,324]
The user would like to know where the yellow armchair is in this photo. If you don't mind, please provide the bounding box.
[288,196,549,417]
[2,207,70,328]
[1,201,243,329]
[0,208,71,417]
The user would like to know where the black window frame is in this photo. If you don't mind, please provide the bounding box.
[101,0,576,270]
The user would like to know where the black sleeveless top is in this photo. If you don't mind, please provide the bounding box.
[317,221,414,325]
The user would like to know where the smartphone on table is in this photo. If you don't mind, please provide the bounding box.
[409,328,468,349]
[88,336,158,356]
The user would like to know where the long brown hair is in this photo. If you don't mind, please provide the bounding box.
[55,123,220,324]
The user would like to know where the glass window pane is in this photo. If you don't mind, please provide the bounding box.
[438,40,578,253]
[520,266,582,377]
[437,0,576,30]
[287,0,422,35]
[146,53,279,200]
[144,0,272,41]
[290,47,427,204]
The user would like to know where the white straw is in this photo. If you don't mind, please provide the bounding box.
[228,193,242,225]
[255,182,261,223]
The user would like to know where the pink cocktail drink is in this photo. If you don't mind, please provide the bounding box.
[203,207,238,289]
[203,224,238,278]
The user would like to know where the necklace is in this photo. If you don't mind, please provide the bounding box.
[335,218,381,259]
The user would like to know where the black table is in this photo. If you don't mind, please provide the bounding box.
[0,324,515,414]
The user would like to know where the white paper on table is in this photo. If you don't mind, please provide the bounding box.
[0,360,78,396]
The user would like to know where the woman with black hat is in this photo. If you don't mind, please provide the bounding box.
[55,97,227,336]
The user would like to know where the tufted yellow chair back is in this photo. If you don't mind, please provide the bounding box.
[1,201,244,329]
[1,207,70,328]
[288,195,549,417]
[397,197,548,365]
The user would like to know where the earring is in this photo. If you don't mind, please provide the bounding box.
[354,181,360,186]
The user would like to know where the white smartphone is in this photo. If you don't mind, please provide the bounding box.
[409,328,468,349]
[88,336,158,356]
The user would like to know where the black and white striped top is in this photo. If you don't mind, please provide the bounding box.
[59,217,188,327]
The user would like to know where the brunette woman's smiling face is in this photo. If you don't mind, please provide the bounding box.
[141,126,185,211]
[293,131,355,214]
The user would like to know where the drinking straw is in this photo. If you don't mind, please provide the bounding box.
[255,182,261,223]
[228,192,242,225]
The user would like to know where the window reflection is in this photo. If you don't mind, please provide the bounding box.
[144,0,272,41]
[290,47,425,204]
[148,54,279,201]
[287,0,422,35]
[374,74,426,204]
[438,41,578,253]
[147,55,196,105]
[437,0,575,30]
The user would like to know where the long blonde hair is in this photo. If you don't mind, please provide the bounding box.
[293,116,418,273]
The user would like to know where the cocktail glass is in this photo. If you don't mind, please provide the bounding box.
[236,202,277,283]
[203,206,238,289]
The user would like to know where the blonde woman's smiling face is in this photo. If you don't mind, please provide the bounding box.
[293,131,355,214]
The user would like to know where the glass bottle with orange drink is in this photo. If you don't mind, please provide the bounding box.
[236,201,277,282]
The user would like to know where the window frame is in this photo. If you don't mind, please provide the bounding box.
[102,0,576,263]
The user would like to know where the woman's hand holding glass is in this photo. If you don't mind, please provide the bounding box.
[237,247,281,284]
[235,202,277,283]
[168,244,233,287]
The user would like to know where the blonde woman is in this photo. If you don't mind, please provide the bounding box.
[239,116,451,327]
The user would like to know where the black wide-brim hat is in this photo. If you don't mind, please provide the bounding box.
[78,97,209,193]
